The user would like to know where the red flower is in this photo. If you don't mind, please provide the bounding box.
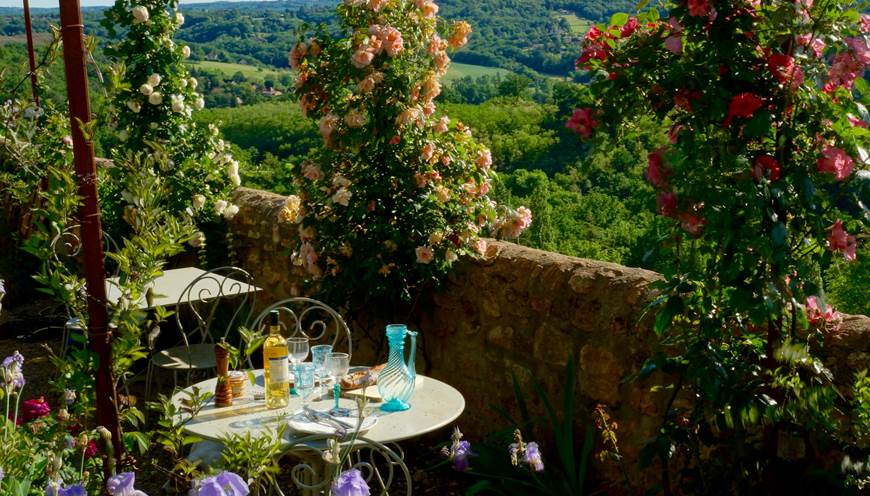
[620,17,639,37]
[816,145,854,181]
[646,149,670,187]
[679,212,706,236]
[84,440,98,459]
[656,191,678,217]
[21,396,51,422]
[723,92,763,127]
[687,0,711,17]
[767,54,804,87]
[752,155,781,181]
[566,108,598,138]
[585,26,603,41]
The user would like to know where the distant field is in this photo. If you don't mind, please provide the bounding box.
[559,13,593,36]
[443,62,510,83]
[190,60,288,81]
[0,33,53,45]
[192,59,510,84]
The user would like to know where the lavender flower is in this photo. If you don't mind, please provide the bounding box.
[331,469,370,496]
[0,465,4,482]
[523,442,544,472]
[440,426,475,472]
[107,472,148,496]
[190,471,249,496]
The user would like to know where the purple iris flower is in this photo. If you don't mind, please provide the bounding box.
[56,484,87,496]
[0,466,4,482]
[523,442,544,472]
[453,440,473,471]
[331,469,370,496]
[1,351,25,391]
[191,471,249,496]
[107,472,148,496]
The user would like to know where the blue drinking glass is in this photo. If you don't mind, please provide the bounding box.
[293,362,316,407]
[311,344,333,396]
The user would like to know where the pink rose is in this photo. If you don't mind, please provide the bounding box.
[620,17,639,38]
[421,142,436,162]
[827,219,857,261]
[434,116,450,134]
[381,27,404,57]
[679,212,706,236]
[473,239,488,256]
[415,246,435,264]
[645,149,669,187]
[476,149,493,169]
[351,48,375,68]
[302,162,324,181]
[806,296,843,332]
[566,107,597,138]
[816,145,854,181]
[687,0,710,17]
[723,92,763,128]
[318,114,339,140]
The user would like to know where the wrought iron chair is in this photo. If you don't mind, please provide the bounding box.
[282,433,411,496]
[144,266,256,401]
[48,224,120,353]
[250,297,353,361]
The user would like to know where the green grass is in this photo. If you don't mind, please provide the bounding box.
[190,60,288,82]
[558,13,592,36]
[443,62,511,83]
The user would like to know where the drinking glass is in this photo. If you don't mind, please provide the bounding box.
[324,352,350,416]
[310,344,333,397]
[293,362,316,408]
[288,337,309,395]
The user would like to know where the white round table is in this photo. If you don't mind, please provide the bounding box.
[172,370,465,446]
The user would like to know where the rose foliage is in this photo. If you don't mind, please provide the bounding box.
[102,0,240,228]
[574,0,870,491]
[289,0,530,303]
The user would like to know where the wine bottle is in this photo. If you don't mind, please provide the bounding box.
[263,310,289,409]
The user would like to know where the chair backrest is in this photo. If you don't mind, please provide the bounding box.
[174,266,257,350]
[250,297,352,361]
[49,224,121,277]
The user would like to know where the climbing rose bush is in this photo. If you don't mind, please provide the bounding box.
[573,0,869,491]
[102,0,239,224]
[290,0,530,302]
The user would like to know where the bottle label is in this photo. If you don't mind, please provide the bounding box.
[269,356,289,385]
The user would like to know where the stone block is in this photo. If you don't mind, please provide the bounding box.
[533,324,574,366]
[579,345,623,405]
[486,325,514,350]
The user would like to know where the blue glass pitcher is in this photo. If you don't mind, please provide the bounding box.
[377,324,418,411]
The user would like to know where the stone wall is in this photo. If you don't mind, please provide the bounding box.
[229,187,870,487]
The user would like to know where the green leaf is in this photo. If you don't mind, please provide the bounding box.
[609,13,629,26]
[743,112,772,138]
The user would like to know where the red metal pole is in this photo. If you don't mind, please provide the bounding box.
[58,0,123,478]
[22,0,40,107]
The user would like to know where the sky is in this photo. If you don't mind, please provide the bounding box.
[0,0,264,8]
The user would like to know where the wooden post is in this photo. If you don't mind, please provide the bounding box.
[23,0,40,107]
[58,0,123,479]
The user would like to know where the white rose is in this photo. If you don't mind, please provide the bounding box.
[131,5,149,23]
[445,249,458,263]
[175,12,185,25]
[181,45,191,58]
[189,77,198,89]
[229,173,241,187]
[192,194,206,210]
[171,94,184,112]
[223,204,239,220]
[148,73,161,86]
[139,83,153,96]
[214,199,228,215]
[149,122,158,129]
[148,92,162,105]
[126,100,141,113]
[331,187,352,206]
[179,78,188,88]
[193,97,205,110]
[189,231,205,248]
[228,160,239,177]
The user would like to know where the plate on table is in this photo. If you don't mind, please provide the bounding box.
[287,410,378,435]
